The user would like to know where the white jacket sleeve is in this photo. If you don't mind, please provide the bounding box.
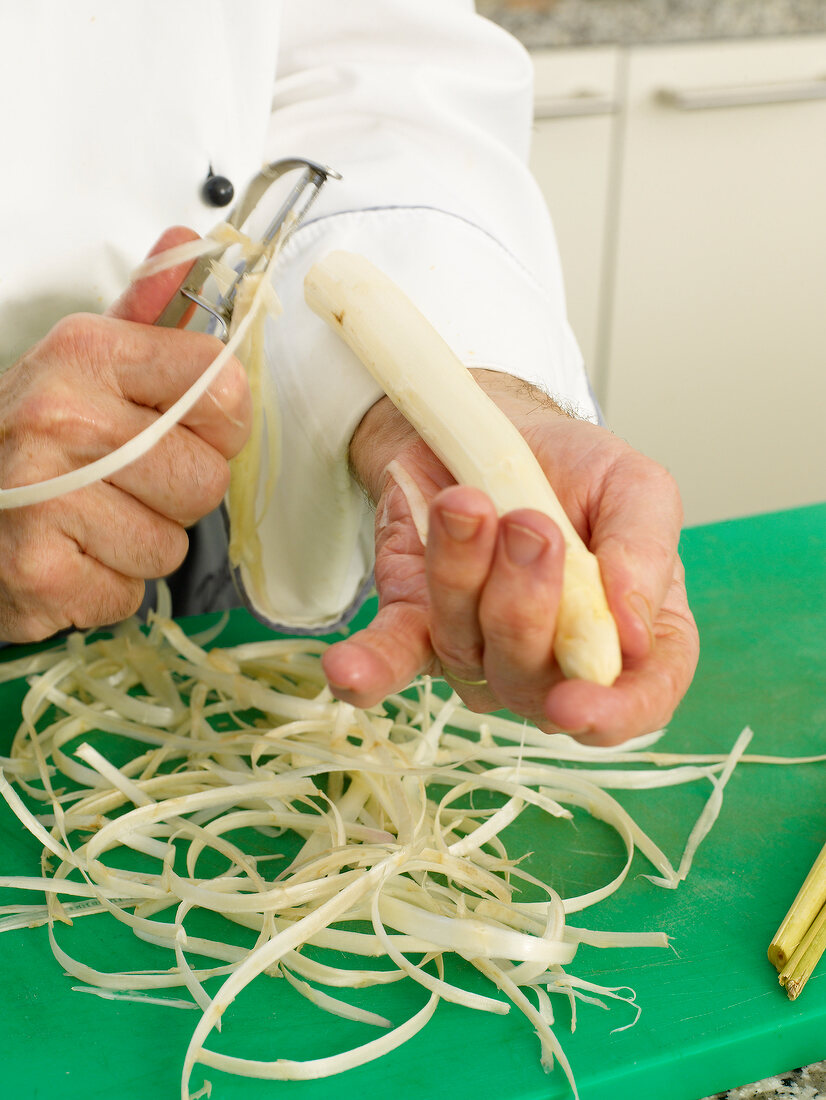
[236,0,598,633]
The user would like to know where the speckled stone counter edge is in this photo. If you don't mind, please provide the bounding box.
[476,0,826,49]
[701,1058,826,1099]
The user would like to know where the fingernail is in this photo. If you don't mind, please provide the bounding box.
[627,591,655,649]
[504,522,547,566]
[440,509,482,543]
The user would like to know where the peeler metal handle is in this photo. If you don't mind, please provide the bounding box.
[155,156,341,338]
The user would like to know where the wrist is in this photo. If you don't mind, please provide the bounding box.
[348,369,574,504]
[469,368,572,423]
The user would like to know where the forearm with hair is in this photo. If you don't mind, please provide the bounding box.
[348,368,575,504]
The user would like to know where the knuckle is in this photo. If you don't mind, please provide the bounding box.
[187,451,231,518]
[159,526,190,575]
[3,541,78,638]
[646,462,683,515]
[4,319,117,458]
[212,354,250,412]
[69,580,145,631]
[428,554,485,593]
[0,506,165,639]
[621,447,684,515]
[0,594,60,644]
[482,594,551,650]
[45,312,104,355]
[107,583,146,625]
[206,356,253,454]
[12,547,49,596]
[375,520,423,565]
[43,313,115,383]
[157,434,231,525]
[8,522,67,603]
[435,639,485,677]
[16,619,57,644]
[210,456,233,502]
[14,377,82,447]
[139,521,189,577]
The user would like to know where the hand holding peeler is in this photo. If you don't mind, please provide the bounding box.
[155,156,341,339]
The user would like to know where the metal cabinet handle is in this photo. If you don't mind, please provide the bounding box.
[534,93,619,120]
[658,77,826,111]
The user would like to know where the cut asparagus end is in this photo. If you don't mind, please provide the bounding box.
[769,837,826,968]
[304,250,622,687]
[778,901,826,1000]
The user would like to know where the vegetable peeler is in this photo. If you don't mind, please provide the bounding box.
[155,156,341,338]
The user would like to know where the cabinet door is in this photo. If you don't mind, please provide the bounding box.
[603,36,826,526]
[529,48,620,402]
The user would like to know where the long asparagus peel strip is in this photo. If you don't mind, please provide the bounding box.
[303,250,622,687]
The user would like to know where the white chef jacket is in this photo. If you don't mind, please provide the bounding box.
[1,0,597,633]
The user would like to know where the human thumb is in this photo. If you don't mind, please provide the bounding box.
[107,226,200,325]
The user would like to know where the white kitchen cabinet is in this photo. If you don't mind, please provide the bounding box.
[531,35,826,526]
[529,48,621,399]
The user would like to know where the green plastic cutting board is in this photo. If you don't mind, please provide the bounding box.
[2,503,825,1100]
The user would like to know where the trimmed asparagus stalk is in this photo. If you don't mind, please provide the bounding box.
[769,837,826,970]
[304,250,622,687]
[779,901,826,1000]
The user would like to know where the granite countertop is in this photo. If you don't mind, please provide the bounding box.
[702,1061,826,1100]
[475,0,826,49]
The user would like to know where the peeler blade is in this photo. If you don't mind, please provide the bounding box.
[154,157,340,336]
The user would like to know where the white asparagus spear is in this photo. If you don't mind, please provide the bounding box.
[304,250,621,686]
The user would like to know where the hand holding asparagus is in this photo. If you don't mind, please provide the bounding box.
[306,251,698,744]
